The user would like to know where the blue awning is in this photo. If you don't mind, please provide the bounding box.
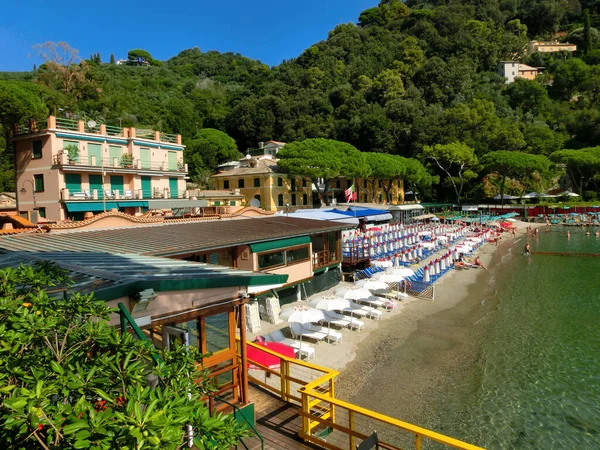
[118,201,148,208]
[65,202,119,212]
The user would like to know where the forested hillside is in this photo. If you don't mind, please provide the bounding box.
[3,0,600,200]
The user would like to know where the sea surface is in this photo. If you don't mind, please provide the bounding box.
[428,227,600,449]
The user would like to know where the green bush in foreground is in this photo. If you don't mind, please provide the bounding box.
[0,262,247,449]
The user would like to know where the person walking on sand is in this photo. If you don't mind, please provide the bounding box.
[511,228,516,237]
[524,243,531,255]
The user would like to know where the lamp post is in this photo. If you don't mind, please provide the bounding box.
[19,179,37,212]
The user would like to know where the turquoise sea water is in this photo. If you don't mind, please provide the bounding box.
[433,227,600,449]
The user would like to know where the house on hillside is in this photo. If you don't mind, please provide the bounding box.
[529,41,577,53]
[497,61,543,84]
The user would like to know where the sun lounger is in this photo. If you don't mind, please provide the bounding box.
[355,295,395,310]
[305,324,342,344]
[348,302,382,320]
[264,330,315,360]
[289,322,328,342]
[320,310,364,331]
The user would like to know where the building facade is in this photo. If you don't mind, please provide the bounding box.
[497,61,542,84]
[529,41,577,53]
[12,116,191,222]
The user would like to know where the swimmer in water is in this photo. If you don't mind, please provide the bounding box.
[524,243,531,255]
[596,231,600,237]
[567,231,571,239]
[586,230,590,236]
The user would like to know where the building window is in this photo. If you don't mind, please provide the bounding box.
[363,179,367,188]
[363,194,368,202]
[335,180,341,189]
[254,177,260,187]
[32,140,43,159]
[224,180,229,189]
[230,201,236,206]
[277,177,283,187]
[303,194,308,205]
[287,246,309,264]
[302,178,307,188]
[238,179,245,189]
[258,250,286,269]
[378,179,383,188]
[214,201,221,206]
[278,194,284,206]
[291,194,296,206]
[37,207,46,218]
[378,193,382,203]
[34,174,44,192]
[291,178,296,191]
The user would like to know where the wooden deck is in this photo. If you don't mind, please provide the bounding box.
[241,384,323,450]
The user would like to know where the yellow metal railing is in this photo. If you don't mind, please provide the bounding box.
[240,340,485,450]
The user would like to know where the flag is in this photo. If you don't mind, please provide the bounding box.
[345,184,357,202]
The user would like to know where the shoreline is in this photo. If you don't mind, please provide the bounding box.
[332,221,544,421]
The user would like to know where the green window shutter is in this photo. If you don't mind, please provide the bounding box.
[169,178,178,198]
[34,174,44,192]
[168,151,177,171]
[32,140,43,159]
[140,148,151,169]
[89,174,103,198]
[109,146,122,165]
[88,143,102,166]
[141,176,152,199]
[110,175,124,196]
[65,174,82,192]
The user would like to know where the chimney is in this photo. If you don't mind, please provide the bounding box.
[258,142,264,149]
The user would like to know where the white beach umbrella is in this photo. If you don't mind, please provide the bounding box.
[279,306,324,324]
[335,287,373,301]
[389,267,415,278]
[423,264,430,283]
[355,279,390,291]
[309,296,351,311]
[373,272,404,283]
[440,257,446,271]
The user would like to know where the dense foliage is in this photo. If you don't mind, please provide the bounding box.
[0,263,247,449]
[4,0,600,199]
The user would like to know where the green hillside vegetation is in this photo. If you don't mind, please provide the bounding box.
[3,0,600,201]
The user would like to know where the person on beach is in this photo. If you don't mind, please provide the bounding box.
[474,255,487,270]
[511,228,516,237]
[595,231,600,237]
[535,228,539,236]
[524,243,531,255]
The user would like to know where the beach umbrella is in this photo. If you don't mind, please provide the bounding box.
[417,245,423,257]
[440,256,446,272]
[389,267,415,278]
[393,253,400,267]
[280,306,324,324]
[335,287,373,301]
[423,264,430,283]
[309,296,351,312]
[355,279,390,291]
[372,272,405,283]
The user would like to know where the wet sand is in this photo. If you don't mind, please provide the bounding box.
[334,222,543,428]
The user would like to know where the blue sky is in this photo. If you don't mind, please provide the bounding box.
[0,0,377,71]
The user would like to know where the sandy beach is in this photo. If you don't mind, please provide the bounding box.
[248,220,546,422]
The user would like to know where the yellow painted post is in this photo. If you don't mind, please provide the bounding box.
[285,361,291,402]
[348,410,355,450]
[280,358,287,402]
[416,433,422,450]
[330,376,336,423]
[301,392,311,439]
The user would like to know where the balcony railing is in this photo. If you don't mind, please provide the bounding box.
[312,250,338,269]
[14,116,181,144]
[62,188,192,201]
[53,153,187,173]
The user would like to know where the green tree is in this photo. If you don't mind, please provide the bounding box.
[127,49,159,66]
[505,78,549,116]
[185,128,241,178]
[423,142,478,204]
[277,138,370,205]
[550,147,600,196]
[110,54,116,64]
[0,263,247,449]
[480,151,551,204]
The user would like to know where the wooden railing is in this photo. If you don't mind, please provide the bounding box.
[240,340,485,450]
[312,250,338,269]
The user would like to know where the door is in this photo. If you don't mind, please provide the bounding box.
[140,148,151,169]
[88,143,102,166]
[109,145,122,167]
[65,173,82,194]
[141,176,152,199]
[168,151,177,171]
[89,174,103,199]
[169,177,179,198]
[110,175,124,197]
[162,326,190,351]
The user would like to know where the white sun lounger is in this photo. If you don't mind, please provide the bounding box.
[289,322,328,342]
[348,302,382,320]
[264,330,315,360]
[305,324,342,344]
[320,310,364,331]
[355,295,395,310]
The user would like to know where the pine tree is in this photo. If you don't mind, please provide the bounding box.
[33,63,37,71]
[110,53,115,64]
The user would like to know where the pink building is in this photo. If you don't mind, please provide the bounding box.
[12,116,196,222]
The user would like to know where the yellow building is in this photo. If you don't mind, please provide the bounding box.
[529,41,577,53]
[212,158,313,211]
